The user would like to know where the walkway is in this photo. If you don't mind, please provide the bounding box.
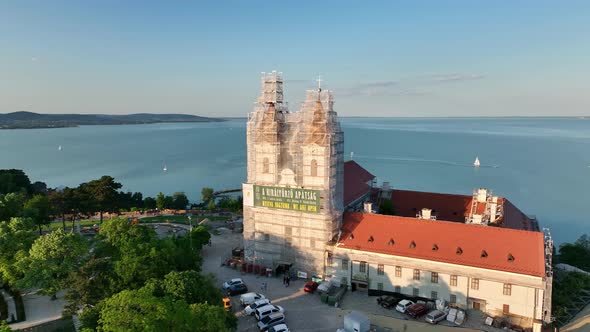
[0,289,16,323]
[8,290,66,330]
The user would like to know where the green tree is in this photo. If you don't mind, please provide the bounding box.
[156,192,165,210]
[190,302,236,332]
[85,176,122,223]
[23,194,51,234]
[98,289,196,332]
[207,199,216,211]
[0,218,36,286]
[16,228,88,297]
[0,169,31,195]
[201,187,214,205]
[64,257,115,316]
[48,190,67,227]
[160,270,221,305]
[0,192,26,222]
[143,197,156,209]
[0,320,11,332]
[164,195,174,209]
[172,192,189,210]
[558,235,590,271]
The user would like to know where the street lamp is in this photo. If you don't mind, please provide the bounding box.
[188,215,192,251]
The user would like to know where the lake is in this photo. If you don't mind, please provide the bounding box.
[1,117,589,244]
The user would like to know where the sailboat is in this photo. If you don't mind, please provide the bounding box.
[58,145,62,151]
[474,157,480,167]
[163,163,168,172]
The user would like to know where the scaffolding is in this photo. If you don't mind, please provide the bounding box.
[243,71,345,272]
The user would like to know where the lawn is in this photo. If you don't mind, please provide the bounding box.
[47,220,97,231]
[139,215,232,225]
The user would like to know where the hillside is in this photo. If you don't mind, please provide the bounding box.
[0,111,224,129]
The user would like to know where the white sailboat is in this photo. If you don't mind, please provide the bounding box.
[163,163,168,172]
[474,157,480,167]
[58,145,62,151]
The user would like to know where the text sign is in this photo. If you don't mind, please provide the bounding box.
[253,185,320,213]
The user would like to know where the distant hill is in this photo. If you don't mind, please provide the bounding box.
[0,111,225,129]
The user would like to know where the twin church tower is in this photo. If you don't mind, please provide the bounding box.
[242,71,344,275]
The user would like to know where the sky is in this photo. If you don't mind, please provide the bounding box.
[1,1,589,117]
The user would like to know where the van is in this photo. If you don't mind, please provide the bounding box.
[257,313,285,331]
[425,309,447,324]
[255,304,285,321]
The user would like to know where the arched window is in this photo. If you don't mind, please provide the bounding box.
[311,159,318,176]
[263,158,269,174]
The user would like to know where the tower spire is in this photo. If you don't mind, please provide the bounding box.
[316,74,322,92]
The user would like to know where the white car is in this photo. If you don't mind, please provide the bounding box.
[240,292,266,306]
[317,281,332,293]
[255,304,285,321]
[268,323,290,332]
[395,299,415,313]
[244,299,272,315]
[257,313,285,331]
[222,278,244,290]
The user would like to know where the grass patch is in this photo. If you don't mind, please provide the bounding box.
[46,220,97,231]
[139,215,232,225]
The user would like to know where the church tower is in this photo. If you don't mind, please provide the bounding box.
[243,72,344,276]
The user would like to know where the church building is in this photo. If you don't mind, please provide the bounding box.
[242,71,552,331]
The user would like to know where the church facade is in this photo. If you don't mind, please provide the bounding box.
[242,72,552,331]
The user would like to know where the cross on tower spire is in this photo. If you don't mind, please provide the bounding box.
[316,74,322,92]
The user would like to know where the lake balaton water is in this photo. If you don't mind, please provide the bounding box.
[1,117,589,244]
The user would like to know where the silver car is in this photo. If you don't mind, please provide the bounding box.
[425,309,447,324]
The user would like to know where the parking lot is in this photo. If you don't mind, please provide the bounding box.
[202,232,483,332]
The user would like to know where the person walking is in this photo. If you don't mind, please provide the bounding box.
[286,275,290,287]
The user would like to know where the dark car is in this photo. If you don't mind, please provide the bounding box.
[303,281,319,293]
[376,295,401,309]
[227,283,248,296]
[406,303,429,318]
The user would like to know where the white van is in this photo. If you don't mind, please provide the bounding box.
[255,304,285,321]
[240,292,266,306]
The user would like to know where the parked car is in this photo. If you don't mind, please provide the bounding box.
[255,304,285,321]
[240,292,266,306]
[258,312,286,331]
[425,309,447,324]
[303,281,319,293]
[377,295,401,309]
[245,299,272,316]
[317,280,332,293]
[406,303,429,318]
[227,283,248,296]
[395,299,415,313]
[222,278,244,291]
[268,324,290,332]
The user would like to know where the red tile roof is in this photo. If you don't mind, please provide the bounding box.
[344,160,375,206]
[338,212,545,277]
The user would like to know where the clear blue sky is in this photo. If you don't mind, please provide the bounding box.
[1,1,589,117]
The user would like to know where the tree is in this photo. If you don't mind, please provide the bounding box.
[85,176,122,223]
[190,303,236,332]
[172,192,189,210]
[208,199,215,211]
[23,194,51,234]
[201,187,214,205]
[16,228,88,297]
[0,320,11,332]
[164,196,174,209]
[0,169,31,195]
[0,192,26,222]
[30,181,47,194]
[160,270,221,305]
[558,234,590,271]
[131,192,143,209]
[64,257,115,316]
[143,197,156,210]
[156,192,165,210]
[0,218,36,286]
[98,289,197,332]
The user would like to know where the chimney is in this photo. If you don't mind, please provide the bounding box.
[420,208,432,220]
[477,188,488,203]
[364,202,373,214]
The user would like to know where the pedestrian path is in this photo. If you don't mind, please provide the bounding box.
[0,289,16,323]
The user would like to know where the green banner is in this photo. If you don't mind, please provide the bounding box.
[253,185,320,213]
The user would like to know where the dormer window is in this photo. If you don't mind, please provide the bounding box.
[456,247,463,255]
[410,241,416,249]
[388,238,395,246]
[368,236,374,243]
[507,253,515,262]
[432,244,439,251]
[481,250,488,258]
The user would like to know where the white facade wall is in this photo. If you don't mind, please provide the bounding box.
[328,247,547,327]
